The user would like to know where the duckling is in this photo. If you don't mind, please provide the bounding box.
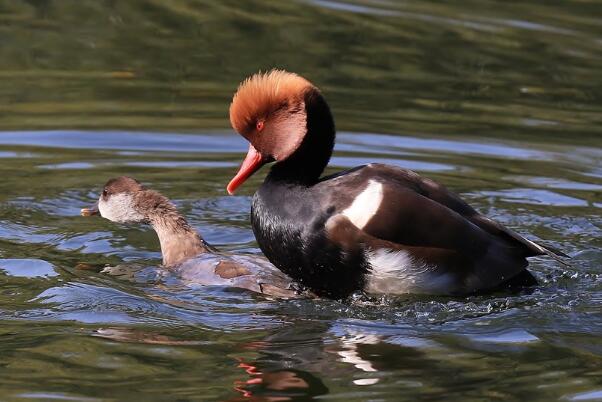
[81,176,305,298]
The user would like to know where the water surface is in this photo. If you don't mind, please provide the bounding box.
[0,1,601,401]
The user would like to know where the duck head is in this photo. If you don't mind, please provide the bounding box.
[81,176,210,266]
[81,176,147,223]
[227,70,335,194]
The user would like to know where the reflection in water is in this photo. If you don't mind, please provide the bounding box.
[0,258,58,278]
[335,332,380,385]
[91,325,332,401]
[0,131,246,153]
[93,327,208,346]
[479,188,589,207]
[0,1,601,145]
[232,364,329,401]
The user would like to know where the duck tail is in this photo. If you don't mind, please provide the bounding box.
[525,238,571,267]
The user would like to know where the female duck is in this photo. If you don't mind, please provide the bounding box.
[226,70,566,299]
[82,176,303,298]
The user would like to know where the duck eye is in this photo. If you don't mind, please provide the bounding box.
[102,189,108,198]
[256,120,264,132]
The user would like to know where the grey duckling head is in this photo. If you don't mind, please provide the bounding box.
[82,176,211,267]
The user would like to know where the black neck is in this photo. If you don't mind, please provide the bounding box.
[267,88,335,186]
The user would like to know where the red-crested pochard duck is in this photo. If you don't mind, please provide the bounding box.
[81,176,305,298]
[226,70,567,299]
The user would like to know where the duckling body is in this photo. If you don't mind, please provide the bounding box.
[175,253,300,298]
[82,176,303,298]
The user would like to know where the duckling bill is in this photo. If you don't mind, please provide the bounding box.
[81,176,305,298]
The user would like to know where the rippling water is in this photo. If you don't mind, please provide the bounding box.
[0,1,601,401]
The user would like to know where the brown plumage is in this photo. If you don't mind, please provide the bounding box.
[81,176,306,298]
[135,188,209,267]
[230,70,311,135]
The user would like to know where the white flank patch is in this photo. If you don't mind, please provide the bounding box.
[341,180,383,229]
[368,248,414,276]
[98,193,145,223]
[365,249,452,295]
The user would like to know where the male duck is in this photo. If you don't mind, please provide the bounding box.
[226,70,566,299]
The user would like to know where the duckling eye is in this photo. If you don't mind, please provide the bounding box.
[256,120,264,132]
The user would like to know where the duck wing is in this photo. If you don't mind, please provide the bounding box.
[379,164,568,263]
[319,164,563,293]
[324,164,566,258]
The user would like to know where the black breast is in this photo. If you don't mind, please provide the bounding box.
[251,182,368,299]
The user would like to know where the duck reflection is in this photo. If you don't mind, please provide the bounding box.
[93,327,206,346]
[334,332,380,385]
[89,317,445,400]
[230,361,328,401]
[92,325,329,401]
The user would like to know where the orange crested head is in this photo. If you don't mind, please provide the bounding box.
[229,69,313,136]
[227,70,328,195]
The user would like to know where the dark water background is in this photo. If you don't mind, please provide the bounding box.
[0,1,601,401]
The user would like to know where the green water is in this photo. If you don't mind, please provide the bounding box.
[0,1,601,401]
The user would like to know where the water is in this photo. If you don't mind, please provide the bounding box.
[0,1,601,401]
